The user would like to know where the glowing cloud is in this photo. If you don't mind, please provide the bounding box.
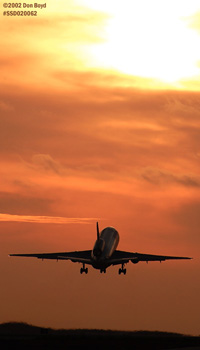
[0,214,97,224]
[83,0,200,85]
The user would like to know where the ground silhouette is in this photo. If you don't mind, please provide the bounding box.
[0,322,200,349]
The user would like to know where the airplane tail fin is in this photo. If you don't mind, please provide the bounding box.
[96,222,100,240]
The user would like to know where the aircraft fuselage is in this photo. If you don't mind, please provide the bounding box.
[91,226,119,270]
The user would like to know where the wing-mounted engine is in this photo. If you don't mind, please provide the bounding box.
[131,257,139,264]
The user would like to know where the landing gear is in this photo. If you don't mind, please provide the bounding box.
[100,268,106,274]
[118,264,126,275]
[80,263,88,274]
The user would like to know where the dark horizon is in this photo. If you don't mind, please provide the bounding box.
[1,322,200,350]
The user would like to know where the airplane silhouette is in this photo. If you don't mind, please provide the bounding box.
[9,222,192,274]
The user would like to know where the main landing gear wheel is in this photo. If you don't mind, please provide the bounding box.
[80,267,88,274]
[80,264,88,274]
[118,264,126,275]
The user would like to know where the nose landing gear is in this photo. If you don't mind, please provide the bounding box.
[118,263,126,275]
[80,263,88,274]
[100,268,106,273]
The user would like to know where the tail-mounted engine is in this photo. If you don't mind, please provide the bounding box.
[93,239,105,257]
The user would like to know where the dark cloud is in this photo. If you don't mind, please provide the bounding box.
[140,167,200,187]
[0,192,53,216]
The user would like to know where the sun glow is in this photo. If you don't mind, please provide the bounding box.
[81,0,200,85]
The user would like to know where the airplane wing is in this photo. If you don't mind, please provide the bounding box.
[109,250,192,265]
[9,250,93,265]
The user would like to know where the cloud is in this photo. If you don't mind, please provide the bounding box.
[140,167,200,187]
[0,192,52,216]
[185,11,200,34]
[0,85,200,192]
[164,94,200,120]
[52,69,163,91]
[0,213,97,224]
[31,154,63,175]
[0,3,108,90]
[0,77,200,225]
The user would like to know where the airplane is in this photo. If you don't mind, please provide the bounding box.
[9,222,192,275]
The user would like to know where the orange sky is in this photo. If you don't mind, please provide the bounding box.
[0,0,200,335]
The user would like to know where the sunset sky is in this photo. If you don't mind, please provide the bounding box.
[1,0,200,335]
